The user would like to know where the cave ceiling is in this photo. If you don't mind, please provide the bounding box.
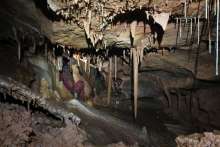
[0,0,206,49]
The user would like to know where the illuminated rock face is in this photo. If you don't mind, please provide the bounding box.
[0,0,206,49]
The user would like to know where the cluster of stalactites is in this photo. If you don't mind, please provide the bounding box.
[50,44,116,74]
[52,0,152,47]
[11,26,45,62]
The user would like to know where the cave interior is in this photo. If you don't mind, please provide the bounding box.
[0,0,220,146]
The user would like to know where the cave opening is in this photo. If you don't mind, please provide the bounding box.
[0,0,220,146]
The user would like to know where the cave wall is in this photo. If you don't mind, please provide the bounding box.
[0,0,52,41]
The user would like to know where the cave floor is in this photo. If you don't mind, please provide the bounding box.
[93,98,179,147]
[61,97,195,146]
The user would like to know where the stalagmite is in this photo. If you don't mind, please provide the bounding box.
[197,16,200,45]
[132,48,139,119]
[114,55,117,80]
[107,57,112,105]
[216,0,219,75]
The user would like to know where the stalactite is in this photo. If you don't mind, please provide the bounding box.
[190,18,193,35]
[77,54,80,66]
[84,57,87,72]
[107,57,112,105]
[45,43,48,58]
[3,92,6,100]
[98,60,102,71]
[197,16,200,45]
[139,47,144,63]
[90,32,95,46]
[57,56,63,71]
[114,55,117,80]
[130,49,133,60]
[132,48,139,119]
[176,18,179,29]
[101,4,104,17]
[27,100,30,112]
[104,40,107,49]
[208,11,211,53]
[194,17,197,28]
[12,27,21,62]
[18,40,21,62]
[123,50,126,59]
[152,12,170,31]
[84,20,90,38]
[206,0,208,19]
[106,49,109,57]
[88,57,91,73]
[145,11,149,20]
[130,21,137,44]
[32,37,36,54]
[184,0,187,18]
[216,0,219,75]
[74,0,78,4]
[179,18,182,38]
[214,0,217,15]
[88,10,92,25]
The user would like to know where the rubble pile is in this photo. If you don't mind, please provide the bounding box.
[176,132,220,147]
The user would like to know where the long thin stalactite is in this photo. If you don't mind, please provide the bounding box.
[132,48,139,119]
[107,57,113,105]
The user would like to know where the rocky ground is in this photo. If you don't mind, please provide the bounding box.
[176,131,220,147]
[0,101,89,147]
[0,99,138,147]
